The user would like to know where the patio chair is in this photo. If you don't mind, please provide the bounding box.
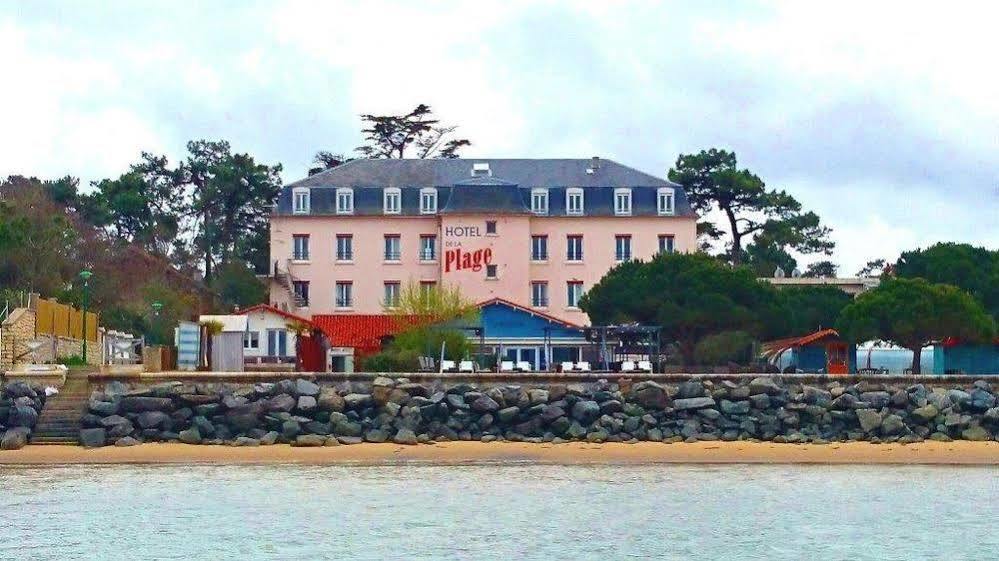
[575,361,592,372]
[620,361,636,373]
[561,361,575,372]
[637,360,653,373]
[500,360,515,372]
[441,360,457,373]
[459,360,475,373]
[515,361,532,372]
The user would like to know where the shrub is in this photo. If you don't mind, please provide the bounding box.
[693,330,755,366]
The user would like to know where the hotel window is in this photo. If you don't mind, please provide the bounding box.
[531,281,549,308]
[420,235,437,261]
[384,234,401,261]
[336,234,353,261]
[486,220,497,234]
[420,280,437,298]
[293,281,310,307]
[383,187,401,214]
[658,234,675,254]
[335,281,353,308]
[384,281,401,308]
[657,187,675,215]
[531,188,549,215]
[531,235,548,261]
[243,331,260,350]
[292,234,310,261]
[567,281,584,308]
[615,235,632,261]
[336,188,354,214]
[614,188,632,215]
[566,188,584,215]
[420,188,437,214]
[486,264,498,279]
[292,187,310,214]
[566,235,583,261]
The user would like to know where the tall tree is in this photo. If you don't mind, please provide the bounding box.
[580,252,785,365]
[894,242,999,320]
[307,151,351,176]
[142,140,283,279]
[857,258,889,278]
[837,277,995,374]
[803,260,838,278]
[667,148,834,265]
[742,232,798,277]
[0,178,77,295]
[777,286,852,335]
[83,156,183,255]
[355,104,471,159]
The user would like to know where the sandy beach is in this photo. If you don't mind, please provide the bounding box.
[1,441,996,466]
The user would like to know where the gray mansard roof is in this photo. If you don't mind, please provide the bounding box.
[275,158,696,217]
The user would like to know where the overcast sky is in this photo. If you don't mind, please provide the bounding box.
[1,1,996,273]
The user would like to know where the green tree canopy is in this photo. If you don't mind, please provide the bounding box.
[776,286,852,336]
[667,148,834,265]
[212,260,267,312]
[355,104,471,159]
[894,242,999,320]
[580,252,784,365]
[837,277,995,374]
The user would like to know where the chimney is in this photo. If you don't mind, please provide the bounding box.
[587,156,600,174]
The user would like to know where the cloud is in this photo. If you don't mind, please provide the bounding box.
[0,0,995,275]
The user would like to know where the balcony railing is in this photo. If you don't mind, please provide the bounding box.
[336,251,353,261]
[420,249,436,261]
[384,250,401,261]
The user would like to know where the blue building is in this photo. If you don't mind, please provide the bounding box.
[932,340,999,375]
[477,298,585,370]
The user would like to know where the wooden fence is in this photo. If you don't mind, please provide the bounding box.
[35,298,99,342]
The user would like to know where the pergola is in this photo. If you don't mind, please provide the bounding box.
[582,324,662,371]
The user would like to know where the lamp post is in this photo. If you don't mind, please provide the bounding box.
[151,301,163,346]
[79,270,93,363]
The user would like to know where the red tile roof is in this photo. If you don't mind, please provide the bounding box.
[761,329,842,359]
[236,304,316,328]
[312,314,423,355]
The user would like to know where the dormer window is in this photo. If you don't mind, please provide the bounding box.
[531,188,548,215]
[420,188,437,214]
[292,187,310,214]
[336,188,354,214]
[472,162,491,177]
[657,187,675,215]
[614,188,632,216]
[566,188,584,215]
[383,187,401,214]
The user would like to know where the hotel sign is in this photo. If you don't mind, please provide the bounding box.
[443,224,493,273]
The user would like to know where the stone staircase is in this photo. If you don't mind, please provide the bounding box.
[31,372,91,445]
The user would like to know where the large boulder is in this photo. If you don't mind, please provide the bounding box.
[317,389,345,412]
[114,436,142,447]
[675,381,705,399]
[89,400,119,416]
[295,379,321,397]
[856,409,883,433]
[79,428,107,448]
[1,427,31,450]
[571,400,601,424]
[4,381,37,399]
[292,434,325,447]
[136,411,172,431]
[961,425,991,441]
[673,397,716,411]
[343,394,373,410]
[178,427,202,444]
[393,428,418,445]
[631,382,670,409]
[8,404,39,428]
[911,404,939,422]
[120,396,174,413]
[297,396,318,413]
[470,395,500,413]
[748,377,783,396]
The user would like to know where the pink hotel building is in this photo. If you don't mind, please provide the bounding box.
[268,158,696,366]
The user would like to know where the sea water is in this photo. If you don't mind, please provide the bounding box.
[1,463,996,560]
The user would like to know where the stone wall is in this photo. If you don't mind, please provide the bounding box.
[78,376,999,448]
[1,308,36,372]
[0,308,101,371]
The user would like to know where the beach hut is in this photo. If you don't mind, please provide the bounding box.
[761,329,857,374]
[933,338,999,375]
[198,314,248,372]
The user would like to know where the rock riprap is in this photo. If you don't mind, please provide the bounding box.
[1,382,48,450]
[77,377,999,447]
